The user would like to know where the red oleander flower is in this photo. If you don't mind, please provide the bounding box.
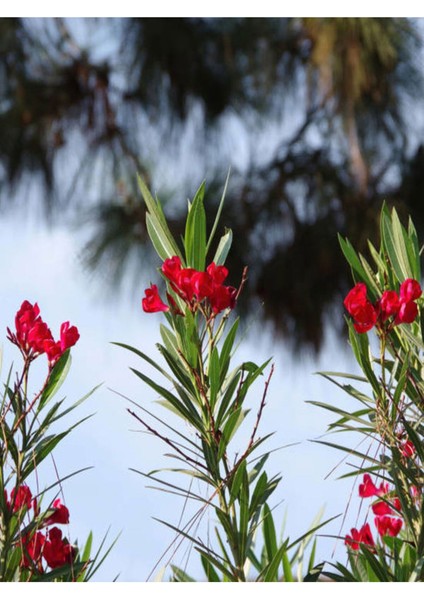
[400,279,422,303]
[344,283,368,314]
[8,302,80,366]
[142,284,169,313]
[44,499,70,526]
[207,262,228,285]
[162,256,182,284]
[210,285,237,314]
[344,279,422,332]
[401,439,416,458]
[375,515,403,538]
[358,474,388,498]
[43,527,75,569]
[14,301,41,346]
[27,320,53,354]
[344,284,377,333]
[379,291,400,322]
[372,497,401,516]
[176,268,197,302]
[11,485,33,512]
[155,258,237,315]
[8,301,53,357]
[60,322,80,352]
[44,339,62,364]
[191,271,214,301]
[20,531,46,571]
[395,279,422,324]
[345,523,375,551]
[396,301,418,324]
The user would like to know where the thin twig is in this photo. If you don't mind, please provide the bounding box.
[127,409,208,474]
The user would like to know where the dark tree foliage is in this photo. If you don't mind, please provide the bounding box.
[0,17,423,352]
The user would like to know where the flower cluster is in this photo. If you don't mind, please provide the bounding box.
[345,474,405,550]
[344,279,422,334]
[4,485,74,573]
[142,256,237,316]
[7,301,80,366]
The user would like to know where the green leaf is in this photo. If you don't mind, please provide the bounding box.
[138,175,181,261]
[201,555,221,582]
[218,408,246,460]
[113,341,173,382]
[229,460,247,506]
[381,206,411,282]
[215,369,242,428]
[213,228,233,266]
[184,182,206,270]
[219,317,239,385]
[338,234,369,284]
[360,545,392,581]
[171,565,196,582]
[206,168,231,257]
[262,503,278,563]
[260,542,287,581]
[281,547,294,582]
[39,350,71,410]
[130,368,203,429]
[208,346,220,411]
[407,216,421,281]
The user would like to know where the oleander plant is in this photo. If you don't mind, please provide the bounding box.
[0,302,112,581]
[2,174,423,582]
[117,180,424,581]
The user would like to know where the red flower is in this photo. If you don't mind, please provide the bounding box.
[375,515,403,538]
[44,339,62,365]
[142,284,169,313]
[191,271,214,301]
[8,301,53,357]
[8,302,80,367]
[372,497,401,516]
[20,531,46,571]
[358,474,388,498]
[10,485,33,512]
[44,499,70,526]
[207,262,228,285]
[345,523,375,550]
[379,291,400,321]
[394,279,422,324]
[60,322,80,352]
[43,527,75,569]
[396,301,419,324]
[401,439,416,458]
[162,256,182,284]
[400,279,422,303]
[176,268,197,302]
[344,284,377,333]
[210,285,237,314]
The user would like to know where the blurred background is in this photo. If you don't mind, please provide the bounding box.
[1,17,424,580]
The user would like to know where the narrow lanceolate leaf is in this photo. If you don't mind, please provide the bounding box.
[262,503,277,562]
[219,317,239,385]
[138,175,181,260]
[338,234,370,285]
[408,216,421,281]
[38,350,71,410]
[208,346,220,411]
[184,182,206,270]
[201,555,221,582]
[380,206,411,282]
[130,368,203,429]
[206,168,231,256]
[213,228,233,266]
